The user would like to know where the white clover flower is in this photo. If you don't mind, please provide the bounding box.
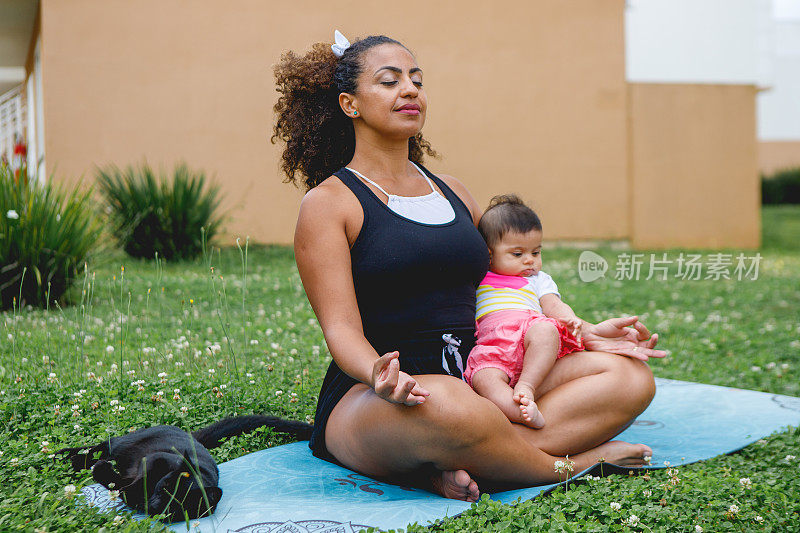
[739,477,752,489]
[785,455,796,461]
[64,484,77,496]
[553,460,566,473]
[208,368,216,374]
[6,209,19,220]
[158,372,167,378]
[275,390,283,396]
[643,489,652,497]
[173,388,180,394]
[106,345,115,353]
[112,515,124,525]
[250,339,259,345]
[755,515,763,523]
[695,526,703,533]
[781,363,789,370]
[728,504,739,514]
[180,406,188,413]
[610,502,621,511]
[750,366,761,372]
[48,372,56,378]
[10,457,19,466]
[108,489,120,501]
[627,515,639,526]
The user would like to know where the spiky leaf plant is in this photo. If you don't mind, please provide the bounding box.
[0,164,103,310]
[96,162,224,261]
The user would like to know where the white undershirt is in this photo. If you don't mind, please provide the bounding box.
[346,162,456,224]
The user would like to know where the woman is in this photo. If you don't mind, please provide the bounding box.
[272,33,665,501]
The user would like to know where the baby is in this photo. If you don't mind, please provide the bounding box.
[464,195,584,428]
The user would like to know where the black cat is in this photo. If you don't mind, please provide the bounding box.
[57,415,312,521]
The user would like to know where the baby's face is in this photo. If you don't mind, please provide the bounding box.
[489,230,543,277]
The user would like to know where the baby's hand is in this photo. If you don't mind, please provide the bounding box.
[559,317,582,339]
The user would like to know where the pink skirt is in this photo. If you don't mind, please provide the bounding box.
[464,309,583,387]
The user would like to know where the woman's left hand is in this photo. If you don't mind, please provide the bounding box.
[582,316,667,361]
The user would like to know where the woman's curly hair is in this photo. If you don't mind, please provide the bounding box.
[271,35,438,190]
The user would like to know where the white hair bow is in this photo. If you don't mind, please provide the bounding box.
[331,30,351,58]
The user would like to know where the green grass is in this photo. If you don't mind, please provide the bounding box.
[1,206,799,532]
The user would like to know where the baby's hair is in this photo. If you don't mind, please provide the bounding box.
[478,194,542,248]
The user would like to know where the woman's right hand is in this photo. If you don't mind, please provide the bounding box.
[371,351,431,406]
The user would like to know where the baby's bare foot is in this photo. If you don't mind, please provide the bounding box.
[512,382,536,404]
[513,382,545,428]
[431,470,480,502]
[517,393,545,428]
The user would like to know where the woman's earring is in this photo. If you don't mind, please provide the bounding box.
[353,111,358,116]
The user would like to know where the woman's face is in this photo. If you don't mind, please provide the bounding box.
[347,43,426,140]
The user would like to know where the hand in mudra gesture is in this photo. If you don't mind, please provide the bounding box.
[371,351,431,406]
[583,316,667,361]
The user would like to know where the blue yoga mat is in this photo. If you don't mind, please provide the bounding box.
[81,378,800,532]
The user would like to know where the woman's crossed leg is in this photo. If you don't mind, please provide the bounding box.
[325,350,655,501]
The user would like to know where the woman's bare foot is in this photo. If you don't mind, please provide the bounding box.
[513,382,545,428]
[431,469,480,502]
[575,440,653,470]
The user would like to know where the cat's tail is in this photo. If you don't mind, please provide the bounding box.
[191,415,314,449]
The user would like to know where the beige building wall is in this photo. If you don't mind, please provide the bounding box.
[759,141,800,175]
[37,0,629,245]
[628,83,760,249]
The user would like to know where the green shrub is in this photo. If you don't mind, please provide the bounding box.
[761,166,800,204]
[96,162,225,261]
[0,164,103,310]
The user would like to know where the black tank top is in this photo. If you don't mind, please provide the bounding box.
[338,164,490,351]
[308,164,489,459]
